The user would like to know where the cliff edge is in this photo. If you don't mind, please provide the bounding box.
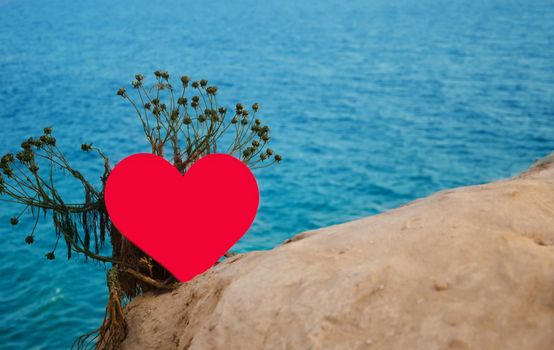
[121,155,554,350]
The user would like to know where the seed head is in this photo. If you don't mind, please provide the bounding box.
[117,87,126,96]
[29,138,42,148]
[181,75,190,87]
[1,153,14,165]
[206,86,218,95]
[16,150,33,163]
[252,103,259,112]
[25,235,34,244]
[10,217,18,226]
[177,97,188,106]
[46,136,56,146]
[81,144,92,152]
[274,154,282,162]
[21,140,31,150]
[191,81,199,88]
[45,252,55,260]
[2,166,13,177]
[200,79,208,87]
[170,109,179,121]
[43,127,53,135]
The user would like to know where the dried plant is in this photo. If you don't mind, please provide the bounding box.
[0,71,281,349]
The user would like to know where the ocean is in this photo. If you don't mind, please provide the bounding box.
[0,0,553,348]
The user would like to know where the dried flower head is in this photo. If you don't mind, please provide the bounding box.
[1,153,14,165]
[170,109,179,121]
[206,86,218,95]
[46,136,56,146]
[181,75,190,87]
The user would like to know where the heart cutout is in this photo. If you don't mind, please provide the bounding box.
[104,153,259,282]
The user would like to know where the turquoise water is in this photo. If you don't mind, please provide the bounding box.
[1,0,554,348]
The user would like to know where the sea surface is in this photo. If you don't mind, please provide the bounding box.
[0,0,553,348]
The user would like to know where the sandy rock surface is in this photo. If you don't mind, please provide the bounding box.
[121,156,554,350]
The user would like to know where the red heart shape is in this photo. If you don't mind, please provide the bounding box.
[104,153,259,282]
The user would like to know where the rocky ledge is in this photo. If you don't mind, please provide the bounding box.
[121,155,554,350]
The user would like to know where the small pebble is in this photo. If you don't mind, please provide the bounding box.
[435,281,449,291]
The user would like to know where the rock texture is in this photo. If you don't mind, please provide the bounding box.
[121,155,554,350]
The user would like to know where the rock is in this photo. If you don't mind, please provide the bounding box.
[434,281,449,291]
[121,155,554,350]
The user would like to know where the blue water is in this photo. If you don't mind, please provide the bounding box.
[1,0,553,348]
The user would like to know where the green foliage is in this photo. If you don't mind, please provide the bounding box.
[119,70,281,171]
[0,127,112,263]
[0,71,281,349]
